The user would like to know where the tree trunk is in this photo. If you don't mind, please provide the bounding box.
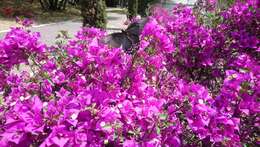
[138,0,160,17]
[80,0,107,29]
[39,0,68,11]
[127,0,138,19]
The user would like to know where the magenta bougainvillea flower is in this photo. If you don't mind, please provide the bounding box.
[0,0,259,146]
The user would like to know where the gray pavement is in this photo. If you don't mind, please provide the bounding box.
[0,8,127,45]
[0,1,198,45]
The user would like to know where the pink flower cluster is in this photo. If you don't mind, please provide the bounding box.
[0,0,259,146]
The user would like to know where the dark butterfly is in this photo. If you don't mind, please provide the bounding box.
[102,18,148,54]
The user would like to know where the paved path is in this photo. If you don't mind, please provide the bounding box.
[0,8,127,45]
[0,1,197,45]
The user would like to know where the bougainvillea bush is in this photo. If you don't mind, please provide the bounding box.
[0,0,259,146]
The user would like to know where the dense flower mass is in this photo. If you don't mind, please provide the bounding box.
[0,0,259,146]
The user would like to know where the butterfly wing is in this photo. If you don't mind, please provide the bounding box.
[102,18,148,54]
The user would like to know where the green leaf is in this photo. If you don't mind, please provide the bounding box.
[103,124,112,130]
[0,95,3,106]
[156,126,161,134]
[160,113,168,120]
